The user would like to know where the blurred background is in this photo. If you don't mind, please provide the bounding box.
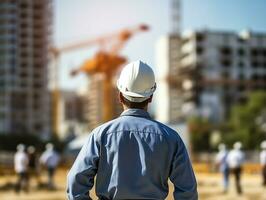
[0,0,266,199]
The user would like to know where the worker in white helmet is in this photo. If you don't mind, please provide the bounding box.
[40,143,60,189]
[215,143,229,193]
[226,141,245,194]
[14,144,29,193]
[260,140,266,186]
[67,60,198,200]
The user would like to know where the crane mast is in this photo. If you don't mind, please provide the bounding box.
[171,0,181,35]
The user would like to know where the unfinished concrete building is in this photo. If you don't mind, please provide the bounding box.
[56,90,88,139]
[156,30,266,123]
[155,35,182,123]
[0,0,52,137]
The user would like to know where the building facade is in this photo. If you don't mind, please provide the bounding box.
[155,35,183,123]
[156,30,266,123]
[57,90,87,139]
[0,0,52,137]
[85,74,122,130]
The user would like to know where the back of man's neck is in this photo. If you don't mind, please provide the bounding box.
[123,106,148,112]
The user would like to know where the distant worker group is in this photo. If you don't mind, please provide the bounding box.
[14,143,60,193]
[216,140,266,195]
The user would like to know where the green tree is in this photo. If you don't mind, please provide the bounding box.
[188,117,212,151]
[0,133,66,152]
[223,91,266,149]
[0,133,42,151]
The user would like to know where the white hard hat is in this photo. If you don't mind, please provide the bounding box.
[261,140,266,149]
[218,143,226,151]
[117,60,156,102]
[234,141,242,150]
[46,143,54,150]
[27,146,36,153]
[17,144,25,152]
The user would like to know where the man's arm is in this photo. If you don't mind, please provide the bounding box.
[67,132,100,200]
[169,138,198,200]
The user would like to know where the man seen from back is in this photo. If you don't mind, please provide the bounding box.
[67,60,198,200]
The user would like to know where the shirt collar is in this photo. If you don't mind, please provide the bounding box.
[120,108,151,119]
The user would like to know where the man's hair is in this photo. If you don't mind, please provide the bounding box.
[120,95,151,109]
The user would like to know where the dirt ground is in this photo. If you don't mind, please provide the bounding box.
[0,170,266,200]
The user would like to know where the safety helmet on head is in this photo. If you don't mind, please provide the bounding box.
[233,141,242,150]
[117,60,156,103]
[46,143,54,150]
[17,144,25,152]
[27,146,35,153]
[218,143,226,151]
[261,140,266,149]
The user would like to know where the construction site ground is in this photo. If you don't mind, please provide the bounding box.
[0,169,266,200]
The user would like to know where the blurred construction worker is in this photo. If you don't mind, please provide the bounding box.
[215,143,229,193]
[260,140,266,186]
[27,146,40,187]
[67,60,198,200]
[227,141,245,194]
[14,144,29,193]
[40,143,60,189]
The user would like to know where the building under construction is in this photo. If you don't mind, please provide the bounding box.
[56,89,88,139]
[156,29,266,123]
[85,74,122,130]
[0,0,52,136]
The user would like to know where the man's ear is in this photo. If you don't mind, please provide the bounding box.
[118,92,123,103]
[148,95,153,103]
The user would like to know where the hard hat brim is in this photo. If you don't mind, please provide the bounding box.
[117,81,155,98]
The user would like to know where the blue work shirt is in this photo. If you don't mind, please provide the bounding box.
[67,109,198,200]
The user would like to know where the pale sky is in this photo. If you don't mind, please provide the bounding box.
[54,0,266,90]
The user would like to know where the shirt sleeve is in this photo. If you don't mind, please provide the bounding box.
[169,138,198,200]
[215,153,221,164]
[240,151,245,165]
[24,154,29,166]
[67,132,100,200]
[260,152,266,165]
[40,152,47,165]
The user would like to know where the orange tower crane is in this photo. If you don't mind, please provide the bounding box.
[50,24,149,134]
